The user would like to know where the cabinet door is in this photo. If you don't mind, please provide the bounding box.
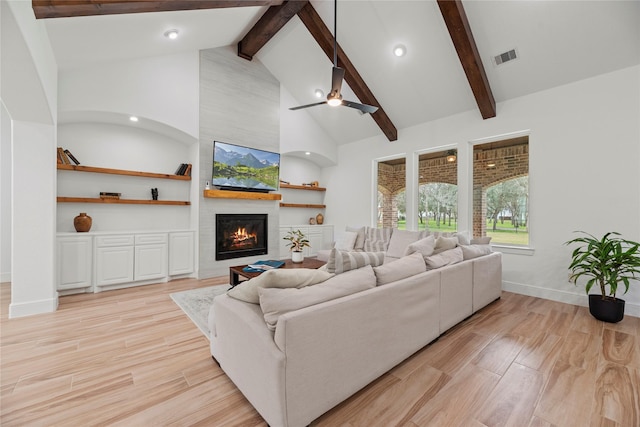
[306,229,323,257]
[95,246,134,286]
[134,244,167,281]
[57,236,92,291]
[169,232,194,276]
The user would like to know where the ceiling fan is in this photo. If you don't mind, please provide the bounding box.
[289,0,378,115]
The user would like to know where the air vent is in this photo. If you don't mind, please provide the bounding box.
[494,48,518,66]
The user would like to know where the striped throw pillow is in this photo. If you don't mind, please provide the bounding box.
[363,226,393,252]
[326,248,386,274]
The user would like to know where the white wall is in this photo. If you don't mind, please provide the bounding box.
[59,52,200,140]
[0,101,11,283]
[323,66,640,316]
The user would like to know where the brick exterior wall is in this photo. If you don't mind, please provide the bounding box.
[377,162,405,228]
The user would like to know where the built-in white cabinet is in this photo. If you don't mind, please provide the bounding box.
[279,225,333,259]
[169,231,195,276]
[56,229,194,294]
[56,235,93,294]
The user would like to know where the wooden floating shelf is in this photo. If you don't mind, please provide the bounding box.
[279,203,326,209]
[57,197,190,206]
[203,189,282,201]
[57,164,191,181]
[279,183,326,192]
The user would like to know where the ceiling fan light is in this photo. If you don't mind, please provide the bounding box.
[327,98,342,107]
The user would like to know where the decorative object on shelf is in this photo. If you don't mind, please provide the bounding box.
[279,179,290,185]
[63,149,81,165]
[316,213,324,225]
[151,188,158,200]
[565,231,640,323]
[205,180,211,190]
[175,163,192,176]
[283,229,310,263]
[99,191,121,200]
[302,181,319,187]
[309,217,316,225]
[73,212,92,232]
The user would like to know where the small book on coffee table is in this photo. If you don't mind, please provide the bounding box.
[243,260,285,273]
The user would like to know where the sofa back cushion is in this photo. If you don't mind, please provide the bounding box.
[373,252,426,286]
[227,268,334,304]
[363,226,393,252]
[460,244,492,260]
[326,248,385,274]
[258,265,377,330]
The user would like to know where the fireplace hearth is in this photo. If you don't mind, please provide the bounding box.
[216,214,268,260]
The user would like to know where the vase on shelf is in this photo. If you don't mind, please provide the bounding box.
[315,213,324,225]
[291,250,304,263]
[74,212,92,232]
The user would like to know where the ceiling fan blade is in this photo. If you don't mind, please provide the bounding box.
[289,101,328,111]
[342,100,378,114]
[331,67,345,96]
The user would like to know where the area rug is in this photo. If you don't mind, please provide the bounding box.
[170,284,230,339]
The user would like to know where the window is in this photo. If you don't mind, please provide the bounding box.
[418,150,458,232]
[472,136,529,245]
[376,157,406,229]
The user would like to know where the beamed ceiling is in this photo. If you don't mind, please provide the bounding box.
[33,0,640,145]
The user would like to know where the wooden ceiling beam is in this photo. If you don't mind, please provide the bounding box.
[297,3,397,142]
[437,0,496,119]
[238,0,308,61]
[32,0,283,19]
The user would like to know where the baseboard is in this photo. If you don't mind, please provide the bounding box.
[0,272,10,283]
[9,296,58,318]
[503,281,640,318]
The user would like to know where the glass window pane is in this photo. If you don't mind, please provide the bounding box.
[418,150,458,232]
[377,158,406,229]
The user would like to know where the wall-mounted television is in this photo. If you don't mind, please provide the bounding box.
[212,141,280,193]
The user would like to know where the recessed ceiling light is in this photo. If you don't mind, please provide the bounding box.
[129,116,139,122]
[164,29,179,40]
[314,89,324,98]
[393,44,407,57]
[305,152,311,156]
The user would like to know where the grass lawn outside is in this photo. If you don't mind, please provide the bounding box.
[394,219,529,245]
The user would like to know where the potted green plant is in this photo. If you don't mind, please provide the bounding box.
[283,229,310,263]
[565,231,640,323]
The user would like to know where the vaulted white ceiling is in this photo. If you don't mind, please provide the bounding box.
[42,0,640,145]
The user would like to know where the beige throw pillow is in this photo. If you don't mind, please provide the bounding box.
[335,231,358,251]
[386,230,425,259]
[227,268,334,304]
[326,248,385,274]
[424,247,464,270]
[433,236,459,254]
[373,252,426,286]
[346,226,366,251]
[363,226,393,252]
[471,236,492,245]
[259,265,376,330]
[461,244,492,260]
[403,235,436,257]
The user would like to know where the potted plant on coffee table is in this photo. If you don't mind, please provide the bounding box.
[565,231,640,323]
[283,229,310,263]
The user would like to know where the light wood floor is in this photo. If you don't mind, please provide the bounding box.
[1,279,639,427]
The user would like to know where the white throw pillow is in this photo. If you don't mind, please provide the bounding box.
[461,244,492,260]
[259,265,376,330]
[453,231,471,246]
[386,230,425,259]
[424,247,464,270]
[433,236,458,254]
[346,226,366,251]
[373,252,426,286]
[326,248,385,274]
[335,231,358,251]
[403,235,436,257]
[227,268,334,304]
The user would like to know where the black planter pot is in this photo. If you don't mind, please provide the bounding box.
[588,294,625,323]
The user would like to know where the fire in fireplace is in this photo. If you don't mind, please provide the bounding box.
[216,214,268,260]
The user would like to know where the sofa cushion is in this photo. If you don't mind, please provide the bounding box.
[373,252,426,286]
[471,236,492,245]
[424,246,464,270]
[346,226,366,251]
[326,248,385,274]
[258,265,377,330]
[385,229,425,259]
[227,268,334,304]
[335,231,358,251]
[403,235,436,258]
[363,226,393,252]
[460,244,492,260]
[433,236,459,254]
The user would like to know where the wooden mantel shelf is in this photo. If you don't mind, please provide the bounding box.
[280,203,326,209]
[57,197,190,205]
[203,189,282,201]
[57,164,191,181]
[279,183,326,192]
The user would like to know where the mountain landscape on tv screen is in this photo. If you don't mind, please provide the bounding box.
[212,143,279,191]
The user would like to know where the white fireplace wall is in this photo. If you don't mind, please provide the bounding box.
[198,46,280,278]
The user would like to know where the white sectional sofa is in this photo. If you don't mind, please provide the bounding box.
[208,227,502,427]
